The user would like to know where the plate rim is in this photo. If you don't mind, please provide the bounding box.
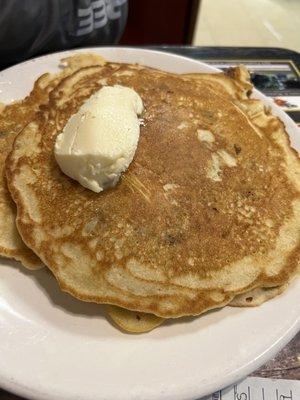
[0,46,299,400]
[0,45,220,74]
[0,319,299,400]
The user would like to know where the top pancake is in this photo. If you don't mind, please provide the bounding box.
[0,54,105,268]
[6,62,300,317]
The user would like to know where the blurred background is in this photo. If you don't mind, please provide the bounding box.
[193,0,300,52]
[1,0,299,71]
[1,0,298,121]
[121,0,300,52]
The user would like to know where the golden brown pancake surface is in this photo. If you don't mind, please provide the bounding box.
[0,54,105,269]
[6,63,300,317]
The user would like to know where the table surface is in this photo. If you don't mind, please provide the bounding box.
[0,46,299,399]
[153,45,300,70]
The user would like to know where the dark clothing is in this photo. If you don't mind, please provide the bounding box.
[0,0,127,69]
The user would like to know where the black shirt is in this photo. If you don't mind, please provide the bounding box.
[0,0,128,69]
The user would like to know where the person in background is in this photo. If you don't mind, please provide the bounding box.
[0,0,128,70]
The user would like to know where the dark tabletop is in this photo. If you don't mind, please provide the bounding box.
[153,45,300,70]
[0,46,299,399]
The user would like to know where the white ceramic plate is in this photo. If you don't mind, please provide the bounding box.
[0,47,299,400]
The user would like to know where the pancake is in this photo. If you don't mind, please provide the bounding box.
[105,283,288,333]
[106,305,164,333]
[0,73,53,268]
[0,59,265,271]
[107,262,300,332]
[230,285,287,307]
[183,65,252,100]
[109,262,300,333]
[6,62,300,318]
[0,54,105,268]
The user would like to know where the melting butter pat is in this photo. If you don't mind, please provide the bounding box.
[54,85,143,192]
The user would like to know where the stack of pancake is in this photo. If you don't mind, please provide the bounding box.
[1,53,299,333]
